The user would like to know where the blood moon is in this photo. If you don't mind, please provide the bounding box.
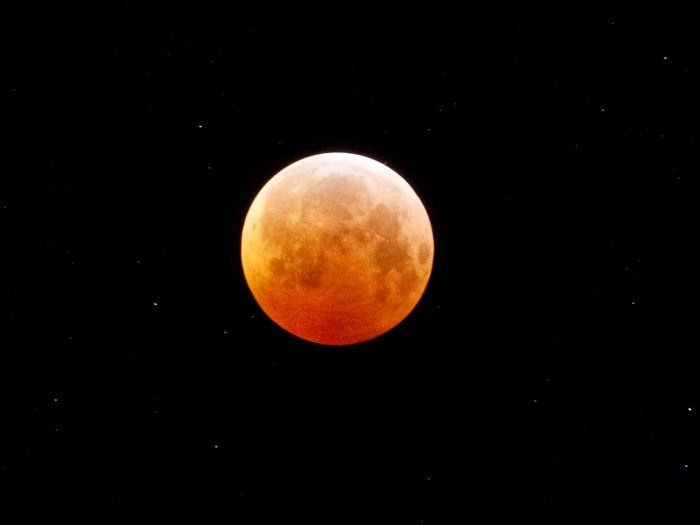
[241,152,434,345]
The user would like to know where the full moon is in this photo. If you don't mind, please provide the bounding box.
[241,152,434,345]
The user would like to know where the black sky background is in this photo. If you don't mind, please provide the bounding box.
[2,3,698,521]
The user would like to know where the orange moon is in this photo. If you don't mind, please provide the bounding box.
[241,152,434,345]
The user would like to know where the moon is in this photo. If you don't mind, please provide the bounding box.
[241,152,434,345]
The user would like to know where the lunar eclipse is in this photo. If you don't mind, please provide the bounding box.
[241,152,434,345]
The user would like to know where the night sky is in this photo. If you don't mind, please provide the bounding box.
[3,4,698,520]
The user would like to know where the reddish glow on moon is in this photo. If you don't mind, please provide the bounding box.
[241,152,434,345]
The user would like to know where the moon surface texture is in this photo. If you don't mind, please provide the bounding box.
[241,153,434,345]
